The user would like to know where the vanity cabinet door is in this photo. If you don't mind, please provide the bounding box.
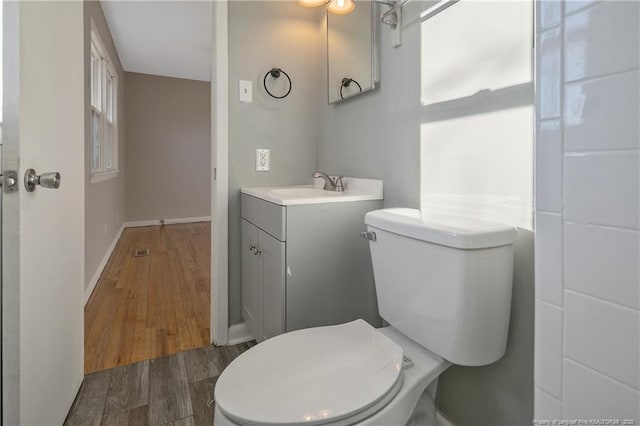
[257,230,286,341]
[241,219,259,339]
[242,218,286,342]
[285,201,382,331]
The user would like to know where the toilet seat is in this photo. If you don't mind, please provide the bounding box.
[214,320,404,426]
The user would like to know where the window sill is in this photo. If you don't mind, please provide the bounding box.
[90,170,119,183]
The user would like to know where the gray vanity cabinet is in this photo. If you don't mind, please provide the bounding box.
[241,193,382,342]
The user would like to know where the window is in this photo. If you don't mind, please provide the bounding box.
[90,23,118,182]
[419,0,533,230]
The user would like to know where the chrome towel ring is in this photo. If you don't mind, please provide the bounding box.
[340,77,362,100]
[263,67,292,99]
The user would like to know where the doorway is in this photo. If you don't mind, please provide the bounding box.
[84,222,212,373]
[82,1,214,374]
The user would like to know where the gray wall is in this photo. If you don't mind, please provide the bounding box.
[436,229,534,425]
[225,2,534,423]
[84,0,126,292]
[317,4,421,209]
[317,2,534,424]
[124,72,211,222]
[228,2,321,324]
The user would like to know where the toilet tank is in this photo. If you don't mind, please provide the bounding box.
[364,208,518,366]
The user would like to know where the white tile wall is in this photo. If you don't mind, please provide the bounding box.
[535,300,563,398]
[537,0,562,29]
[535,212,564,305]
[564,151,640,229]
[535,387,563,420]
[535,0,640,422]
[536,121,563,212]
[565,71,640,152]
[564,291,639,389]
[563,360,640,420]
[563,1,597,15]
[538,28,562,119]
[565,223,640,309]
[564,1,640,82]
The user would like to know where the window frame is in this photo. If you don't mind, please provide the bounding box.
[90,21,119,183]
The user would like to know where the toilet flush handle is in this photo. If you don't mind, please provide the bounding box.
[359,231,376,241]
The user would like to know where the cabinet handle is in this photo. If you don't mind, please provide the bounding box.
[249,244,256,252]
[254,248,263,255]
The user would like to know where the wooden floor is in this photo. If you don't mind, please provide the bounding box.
[85,223,211,374]
[65,342,254,426]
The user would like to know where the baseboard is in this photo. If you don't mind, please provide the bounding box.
[84,223,125,305]
[124,216,211,228]
[228,322,254,345]
[436,410,455,426]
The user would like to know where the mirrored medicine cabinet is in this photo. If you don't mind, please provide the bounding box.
[326,0,379,104]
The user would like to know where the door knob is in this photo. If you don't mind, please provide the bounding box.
[24,168,61,192]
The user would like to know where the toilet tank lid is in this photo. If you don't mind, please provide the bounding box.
[365,208,518,249]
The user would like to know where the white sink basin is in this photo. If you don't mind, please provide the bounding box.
[241,179,383,206]
[270,187,339,197]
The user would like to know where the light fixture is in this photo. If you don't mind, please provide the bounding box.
[327,0,356,15]
[298,0,356,15]
[297,0,329,7]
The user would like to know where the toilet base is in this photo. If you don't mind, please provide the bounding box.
[406,380,439,426]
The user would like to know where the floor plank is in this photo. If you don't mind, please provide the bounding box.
[100,410,128,426]
[127,405,150,425]
[217,343,252,369]
[183,345,221,384]
[103,361,149,415]
[171,416,195,426]
[101,405,148,426]
[148,353,193,426]
[189,377,217,426]
[85,223,211,374]
[65,370,113,426]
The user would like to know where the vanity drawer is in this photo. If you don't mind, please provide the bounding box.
[241,194,286,241]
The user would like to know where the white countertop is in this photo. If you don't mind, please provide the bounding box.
[241,177,383,206]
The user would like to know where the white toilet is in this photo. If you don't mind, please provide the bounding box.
[214,208,518,426]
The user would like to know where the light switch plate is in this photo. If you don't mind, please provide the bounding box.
[256,149,270,172]
[239,80,252,103]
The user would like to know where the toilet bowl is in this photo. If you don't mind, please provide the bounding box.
[214,208,517,425]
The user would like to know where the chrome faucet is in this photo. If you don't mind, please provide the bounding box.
[313,171,344,192]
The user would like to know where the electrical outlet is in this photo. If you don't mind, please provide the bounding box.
[256,149,270,172]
